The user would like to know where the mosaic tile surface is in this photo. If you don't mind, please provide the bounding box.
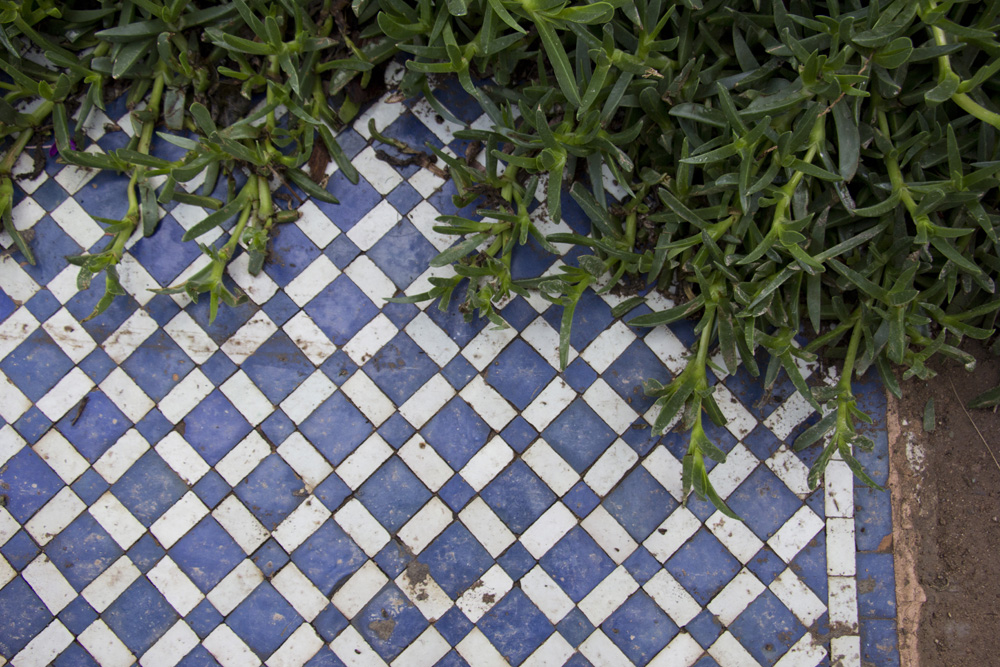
[0,68,899,667]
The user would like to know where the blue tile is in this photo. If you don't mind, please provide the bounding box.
[421,397,490,469]
[129,215,204,285]
[46,514,122,590]
[729,590,805,666]
[861,618,900,667]
[1,531,40,571]
[499,297,538,332]
[260,409,296,446]
[431,76,484,124]
[0,291,15,323]
[181,390,252,465]
[499,416,537,453]
[497,541,535,581]
[561,357,597,393]
[24,289,61,321]
[857,552,896,618]
[1,448,64,523]
[29,177,68,211]
[357,457,431,532]
[374,540,411,579]
[314,473,352,512]
[318,171,383,232]
[438,475,475,512]
[692,656,722,667]
[135,408,174,443]
[144,293,183,327]
[441,354,478,390]
[313,604,350,642]
[725,466,802,540]
[187,599,224,639]
[199,349,238,386]
[291,520,366,595]
[604,340,671,413]
[377,412,416,448]
[264,224,321,287]
[855,486,893,551]
[481,460,556,534]
[304,275,379,345]
[542,290,614,351]
[55,390,131,462]
[623,547,662,585]
[127,533,165,574]
[510,233,559,281]
[102,577,178,655]
[603,468,677,541]
[14,217,81,284]
[436,651,472,667]
[603,591,679,664]
[381,299,420,329]
[253,539,291,578]
[78,347,116,384]
[540,526,616,602]
[300,392,373,465]
[478,589,554,665]
[65,275,139,345]
[58,596,99,634]
[665,528,742,607]
[435,606,474,645]
[227,582,304,658]
[70,467,109,505]
[363,333,439,405]
[745,546,785,586]
[261,290,300,326]
[429,179,480,219]
[743,423,783,461]
[420,522,493,599]
[192,470,231,509]
[620,420,660,457]
[0,578,53,658]
[234,454,307,530]
[685,609,724,648]
[177,644,223,667]
[186,280,257,344]
[483,339,555,411]
[74,170,129,220]
[111,450,187,526]
[319,349,359,385]
[541,398,617,473]
[368,219,440,289]
[120,330,195,401]
[324,233,362,269]
[564,481,600,518]
[0,328,75,402]
[425,285,487,347]
[789,530,827,599]
[305,647,347,667]
[170,517,246,592]
[557,607,595,647]
[386,181,422,214]
[241,331,314,403]
[354,583,429,661]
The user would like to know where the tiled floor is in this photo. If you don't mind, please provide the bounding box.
[0,70,899,667]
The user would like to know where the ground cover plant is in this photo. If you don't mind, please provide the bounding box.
[3,0,1000,516]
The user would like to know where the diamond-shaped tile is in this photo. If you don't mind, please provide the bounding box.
[102,576,179,656]
[363,333,439,405]
[0,577,55,657]
[726,466,803,541]
[291,520,366,595]
[421,397,490,470]
[540,398,616,474]
[233,454,307,530]
[169,517,245,592]
[46,514,123,591]
[603,467,677,542]
[665,529,742,607]
[478,588,553,665]
[0,328,75,402]
[353,583,429,662]
[111,450,187,527]
[602,591,680,664]
[356,457,431,532]
[304,275,379,346]
[419,522,493,599]
[299,392,373,465]
[55,391,132,462]
[483,339,556,411]
[2,447,65,523]
[120,330,195,401]
[180,390,252,466]
[728,590,806,666]
[226,581,304,658]
[539,526,616,603]
[480,460,556,534]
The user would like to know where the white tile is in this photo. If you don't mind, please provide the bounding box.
[163,312,218,364]
[353,145,404,195]
[460,498,515,558]
[398,435,454,492]
[405,312,459,365]
[522,378,576,432]
[390,627,451,667]
[411,97,465,144]
[274,497,331,553]
[93,430,149,483]
[227,252,279,305]
[220,371,273,426]
[456,628,510,667]
[0,507,18,548]
[82,556,141,612]
[46,265,80,304]
[767,445,813,498]
[280,371,336,424]
[51,196,104,248]
[583,381,639,435]
[521,565,574,624]
[714,384,758,441]
[295,200,340,248]
[769,506,826,564]
[770,568,826,627]
[155,432,209,485]
[203,624,262,667]
[579,630,634,667]
[220,312,277,364]
[283,311,337,365]
[644,506,700,563]
[644,570,702,627]
[708,631,761,667]
[99,368,155,423]
[271,563,329,622]
[521,316,575,369]
[0,258,39,305]
[336,434,393,490]
[400,375,455,428]
[764,392,816,442]
[215,431,271,486]
[457,564,512,622]
[265,623,323,667]
[151,492,209,549]
[140,620,199,667]
[23,555,76,614]
[828,576,859,626]
[116,253,159,305]
[54,149,100,193]
[0,308,38,361]
[10,155,47,193]
[206,560,264,616]
[342,372,395,426]
[345,254,397,306]
[37,368,94,421]
[826,514,858,576]
[774,633,827,667]
[830,635,861,667]
[408,165,447,199]
[148,558,204,616]
[285,255,340,307]
[347,198,402,250]
[42,308,96,363]
[520,502,576,559]
[824,459,855,518]
[403,264,454,302]
[581,322,636,374]
[159,369,213,423]
[522,440,577,496]
[462,323,517,371]
[584,438,638,496]
[707,511,765,565]
[648,632,704,667]
[103,309,159,364]
[643,324,689,374]
[78,620,136,667]
[459,377,517,432]
[582,505,638,565]
[342,313,397,365]
[334,560,389,618]
[0,370,32,423]
[0,424,25,468]
[460,435,513,492]
[33,430,88,484]
[89,492,146,550]
[213,496,269,555]
[12,619,73,667]
[330,625,388,667]
[335,499,390,556]
[397,497,451,556]
[407,201,453,250]
[707,443,758,499]
[24,487,85,547]
[707,568,766,626]
[277,433,333,491]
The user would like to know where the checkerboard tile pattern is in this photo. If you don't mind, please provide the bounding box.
[0,67,899,667]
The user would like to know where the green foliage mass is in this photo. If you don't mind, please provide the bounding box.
[4,0,1000,515]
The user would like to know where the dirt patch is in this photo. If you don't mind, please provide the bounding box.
[893,340,1000,666]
